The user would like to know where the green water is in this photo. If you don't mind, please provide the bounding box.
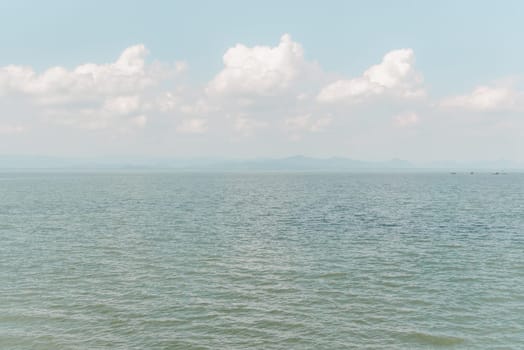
[1,172,523,349]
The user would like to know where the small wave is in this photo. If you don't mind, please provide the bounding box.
[402,331,465,346]
[317,272,348,279]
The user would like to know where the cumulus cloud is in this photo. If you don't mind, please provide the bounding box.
[440,85,520,111]
[0,45,187,130]
[206,34,308,96]
[0,37,427,137]
[2,32,522,160]
[176,118,208,134]
[0,45,156,104]
[317,49,424,103]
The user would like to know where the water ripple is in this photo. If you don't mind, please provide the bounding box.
[1,172,523,349]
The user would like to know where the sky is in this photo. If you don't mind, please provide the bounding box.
[0,0,523,162]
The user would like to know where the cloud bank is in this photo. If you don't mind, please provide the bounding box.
[0,33,522,161]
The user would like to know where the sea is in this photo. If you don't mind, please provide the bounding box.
[1,172,523,349]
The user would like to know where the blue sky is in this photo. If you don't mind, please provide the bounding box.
[2,0,523,92]
[0,1,523,161]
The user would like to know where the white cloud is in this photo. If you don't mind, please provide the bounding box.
[0,45,185,130]
[440,85,520,111]
[0,45,156,104]
[317,49,424,103]
[393,112,419,127]
[176,118,207,134]
[1,33,522,161]
[206,34,307,96]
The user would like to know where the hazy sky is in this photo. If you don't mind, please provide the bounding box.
[1,0,523,161]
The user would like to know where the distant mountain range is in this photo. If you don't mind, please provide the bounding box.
[0,155,522,171]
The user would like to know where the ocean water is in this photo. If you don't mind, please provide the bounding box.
[1,172,523,349]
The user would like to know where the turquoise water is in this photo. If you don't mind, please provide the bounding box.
[1,172,523,349]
